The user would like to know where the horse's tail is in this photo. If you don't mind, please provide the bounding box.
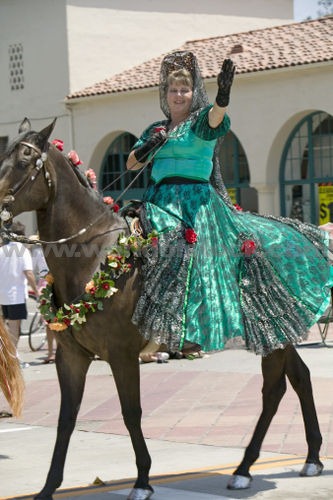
[0,317,24,417]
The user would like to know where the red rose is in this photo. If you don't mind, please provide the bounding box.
[103,196,114,205]
[51,139,64,151]
[241,240,256,256]
[85,168,97,182]
[154,126,166,134]
[234,204,243,211]
[63,318,71,326]
[112,203,120,213]
[151,236,158,247]
[102,283,110,290]
[68,150,83,166]
[185,228,197,244]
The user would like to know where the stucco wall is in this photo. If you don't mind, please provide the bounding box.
[65,61,333,216]
[0,0,70,127]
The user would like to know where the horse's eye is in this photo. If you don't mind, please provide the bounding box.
[23,147,31,156]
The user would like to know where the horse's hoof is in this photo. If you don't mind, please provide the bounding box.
[227,474,252,489]
[299,462,324,477]
[127,487,154,500]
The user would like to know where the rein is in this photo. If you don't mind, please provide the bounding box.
[0,120,182,246]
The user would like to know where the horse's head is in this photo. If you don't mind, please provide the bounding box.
[0,117,56,223]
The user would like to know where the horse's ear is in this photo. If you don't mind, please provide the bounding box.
[19,118,31,134]
[38,118,57,148]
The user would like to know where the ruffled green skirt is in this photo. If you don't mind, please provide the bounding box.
[132,183,333,355]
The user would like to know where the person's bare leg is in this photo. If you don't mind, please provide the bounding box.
[46,326,56,360]
[6,319,20,348]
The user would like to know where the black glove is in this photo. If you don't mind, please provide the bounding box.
[134,128,167,163]
[216,59,236,108]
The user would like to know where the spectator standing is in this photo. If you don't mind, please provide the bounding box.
[0,220,39,367]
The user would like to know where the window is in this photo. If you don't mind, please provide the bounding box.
[9,43,24,91]
[100,133,149,204]
[218,131,257,211]
[280,112,333,224]
[0,137,8,155]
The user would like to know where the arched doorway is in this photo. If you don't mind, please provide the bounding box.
[100,130,257,211]
[100,132,150,204]
[218,131,258,211]
[280,111,333,224]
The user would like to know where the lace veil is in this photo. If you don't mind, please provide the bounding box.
[159,50,233,205]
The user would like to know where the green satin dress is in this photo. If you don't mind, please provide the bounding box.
[131,106,333,355]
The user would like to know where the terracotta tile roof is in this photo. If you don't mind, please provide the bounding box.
[67,17,333,100]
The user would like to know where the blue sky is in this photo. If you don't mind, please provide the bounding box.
[294,0,320,20]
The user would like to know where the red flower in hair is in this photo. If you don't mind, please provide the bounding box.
[68,150,83,166]
[241,240,256,256]
[185,228,197,244]
[51,139,64,151]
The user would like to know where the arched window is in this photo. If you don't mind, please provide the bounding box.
[280,112,333,224]
[100,133,149,204]
[100,130,257,211]
[218,131,258,211]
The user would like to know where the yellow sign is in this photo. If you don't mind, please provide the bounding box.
[319,184,333,224]
[227,188,236,205]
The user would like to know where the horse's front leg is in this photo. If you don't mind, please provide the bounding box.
[228,348,287,490]
[110,348,153,500]
[34,342,91,500]
[285,345,323,477]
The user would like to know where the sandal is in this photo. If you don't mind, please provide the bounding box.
[139,352,169,364]
[0,411,13,418]
[43,357,55,364]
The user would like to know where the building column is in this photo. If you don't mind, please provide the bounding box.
[251,183,277,215]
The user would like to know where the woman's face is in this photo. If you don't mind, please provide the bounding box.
[167,81,193,119]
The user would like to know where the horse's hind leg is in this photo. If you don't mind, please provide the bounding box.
[285,345,323,477]
[35,343,91,499]
[110,351,153,500]
[228,348,287,490]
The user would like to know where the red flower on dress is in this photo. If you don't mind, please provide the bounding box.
[234,204,243,211]
[151,236,158,247]
[241,240,256,256]
[185,228,197,244]
[51,139,64,151]
[68,150,83,166]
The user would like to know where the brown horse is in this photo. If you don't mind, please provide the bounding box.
[0,118,324,499]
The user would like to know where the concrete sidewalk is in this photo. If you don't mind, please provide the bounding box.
[1,326,333,499]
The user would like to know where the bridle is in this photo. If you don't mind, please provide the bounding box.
[0,140,54,243]
[0,120,182,246]
[0,140,125,246]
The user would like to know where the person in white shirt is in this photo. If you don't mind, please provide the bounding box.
[0,221,39,355]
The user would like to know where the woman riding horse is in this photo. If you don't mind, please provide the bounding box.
[0,51,331,499]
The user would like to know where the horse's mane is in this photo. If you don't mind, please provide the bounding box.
[50,146,110,210]
[63,155,91,189]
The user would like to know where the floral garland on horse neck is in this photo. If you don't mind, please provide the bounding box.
[39,140,249,332]
[39,140,159,331]
[39,231,159,331]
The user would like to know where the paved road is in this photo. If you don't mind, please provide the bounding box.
[1,326,333,499]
